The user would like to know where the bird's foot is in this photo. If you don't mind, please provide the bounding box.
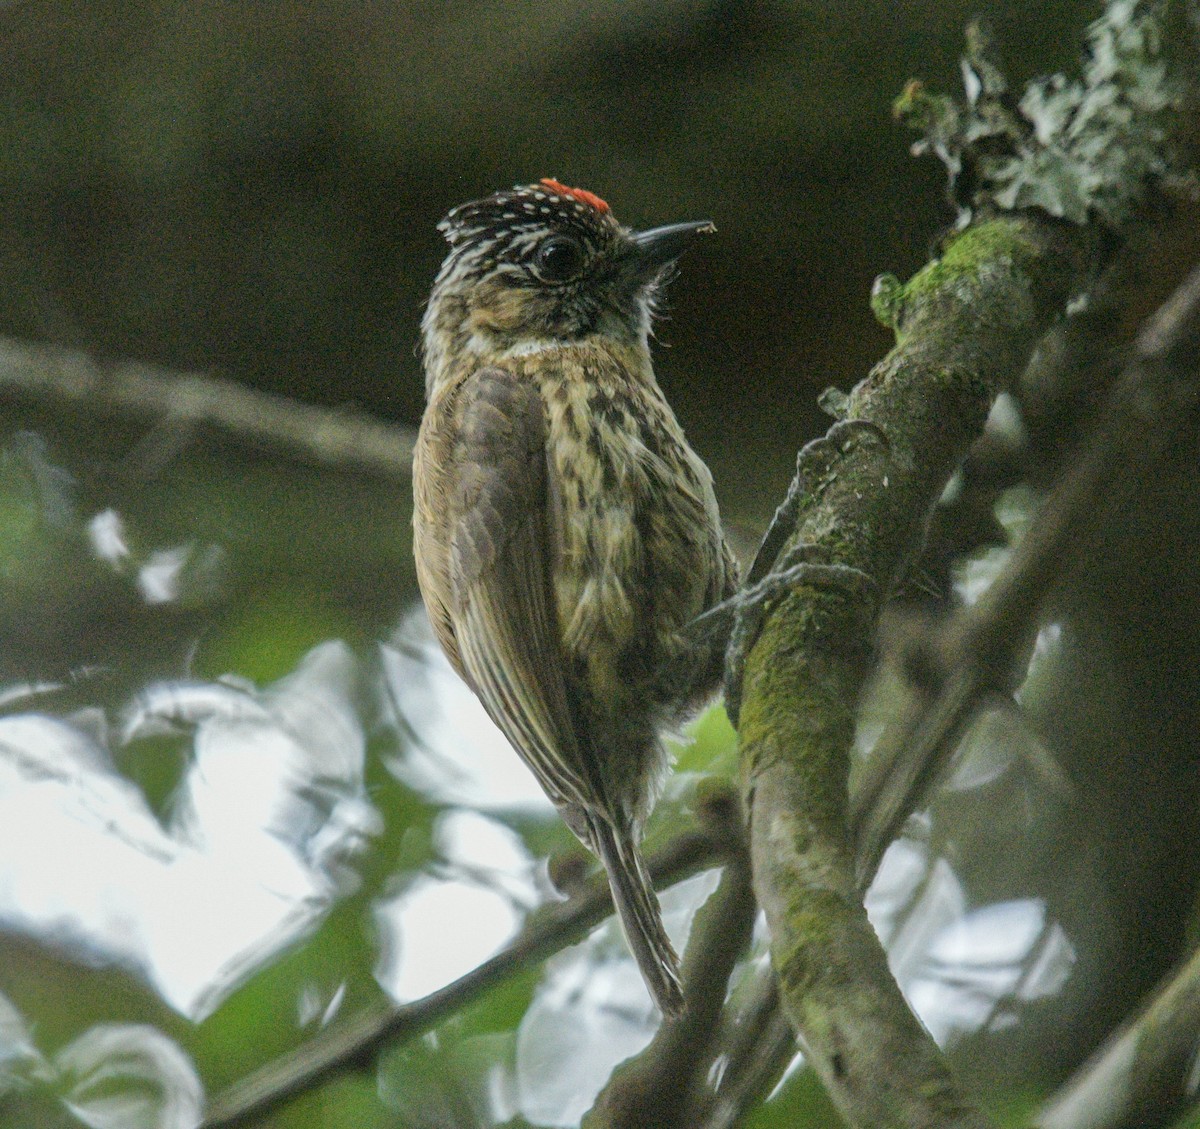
[683,418,887,725]
[723,544,877,725]
[744,418,889,587]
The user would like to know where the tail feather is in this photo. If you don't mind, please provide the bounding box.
[588,816,685,1018]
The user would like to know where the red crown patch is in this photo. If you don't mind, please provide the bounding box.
[539,178,611,215]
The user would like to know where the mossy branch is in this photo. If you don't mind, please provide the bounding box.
[741,215,1091,1129]
[735,1,1187,1124]
[853,258,1200,886]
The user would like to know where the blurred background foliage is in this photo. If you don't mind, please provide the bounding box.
[0,0,1110,516]
[1,0,1199,1127]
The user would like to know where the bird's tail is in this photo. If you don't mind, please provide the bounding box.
[588,815,685,1018]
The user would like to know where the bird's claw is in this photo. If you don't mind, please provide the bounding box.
[745,418,889,587]
[696,417,887,726]
[796,417,891,486]
[723,545,877,725]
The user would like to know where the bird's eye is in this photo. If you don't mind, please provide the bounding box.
[533,236,585,283]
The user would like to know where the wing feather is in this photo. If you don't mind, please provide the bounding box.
[418,364,686,1015]
[444,367,597,814]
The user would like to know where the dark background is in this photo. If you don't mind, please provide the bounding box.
[0,0,1098,521]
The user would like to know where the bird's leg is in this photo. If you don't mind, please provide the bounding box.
[680,419,888,725]
[720,544,879,724]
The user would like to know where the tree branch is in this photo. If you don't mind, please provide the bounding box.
[0,335,417,479]
[852,259,1200,887]
[585,786,755,1128]
[696,974,800,1129]
[202,827,724,1128]
[733,3,1185,1121]
[1036,939,1200,1129]
[741,214,1089,1129]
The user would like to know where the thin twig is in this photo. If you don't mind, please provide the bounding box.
[695,973,800,1129]
[705,1011,798,1129]
[713,971,785,1096]
[851,668,992,890]
[0,335,417,479]
[201,827,724,1128]
[1035,940,1200,1129]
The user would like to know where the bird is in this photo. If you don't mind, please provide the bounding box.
[413,178,739,1016]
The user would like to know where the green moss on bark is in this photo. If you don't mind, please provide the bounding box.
[738,212,1093,1129]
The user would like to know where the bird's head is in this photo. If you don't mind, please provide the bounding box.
[421,179,713,390]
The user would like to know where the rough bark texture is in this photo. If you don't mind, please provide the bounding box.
[739,215,1095,1128]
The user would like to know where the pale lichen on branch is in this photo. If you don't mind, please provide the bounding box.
[895,0,1185,225]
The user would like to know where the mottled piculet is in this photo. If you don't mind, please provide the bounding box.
[414,179,739,1016]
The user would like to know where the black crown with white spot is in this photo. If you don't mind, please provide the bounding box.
[437,180,621,276]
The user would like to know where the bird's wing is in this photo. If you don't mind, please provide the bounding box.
[445,366,595,814]
[433,367,684,1015]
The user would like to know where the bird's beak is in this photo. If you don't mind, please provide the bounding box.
[630,220,716,279]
